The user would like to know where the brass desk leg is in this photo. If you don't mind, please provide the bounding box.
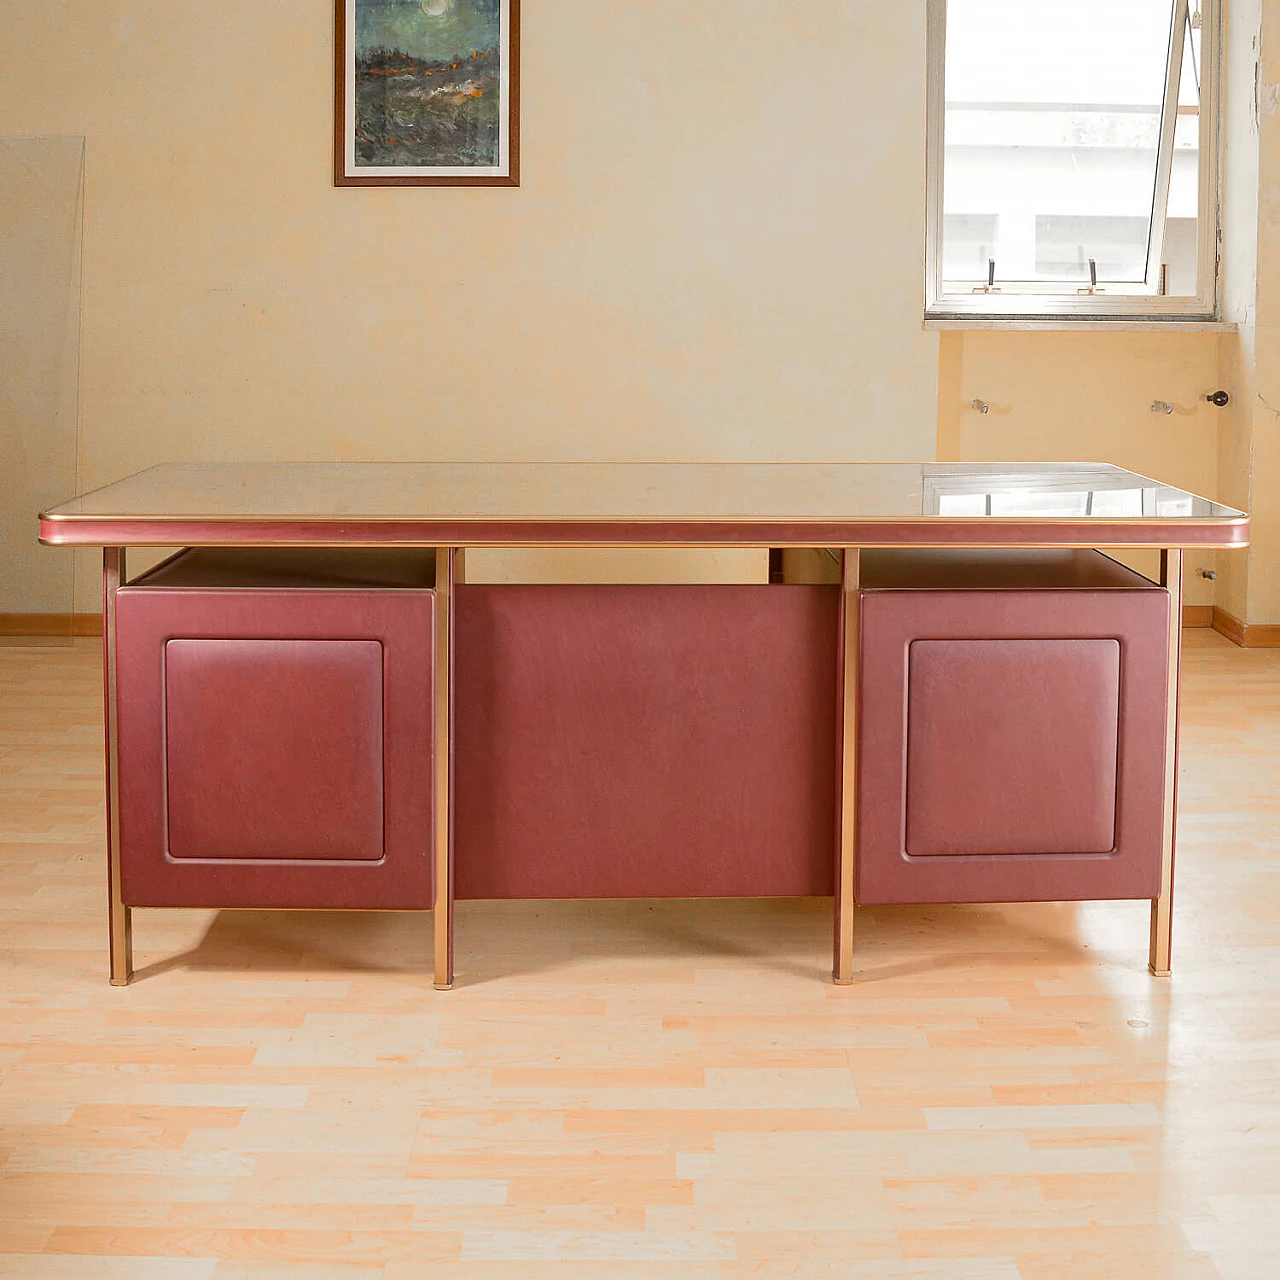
[1150,548,1183,976]
[433,547,455,990]
[834,548,860,985]
[104,547,132,986]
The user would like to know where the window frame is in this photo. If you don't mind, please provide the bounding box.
[924,0,1222,322]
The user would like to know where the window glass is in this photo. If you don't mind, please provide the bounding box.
[1164,16,1202,292]
[939,0,1201,297]
[942,213,998,281]
[1034,215,1150,282]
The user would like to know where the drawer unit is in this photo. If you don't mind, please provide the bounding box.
[114,548,436,910]
[856,550,1169,905]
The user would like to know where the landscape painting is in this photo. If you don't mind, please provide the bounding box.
[335,0,519,186]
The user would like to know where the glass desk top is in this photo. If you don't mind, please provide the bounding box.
[39,461,1248,547]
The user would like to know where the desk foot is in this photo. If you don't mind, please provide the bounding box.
[433,981,454,991]
[833,548,860,991]
[1149,894,1173,976]
[108,904,132,986]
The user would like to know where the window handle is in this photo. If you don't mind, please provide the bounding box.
[1078,257,1106,295]
[972,258,1001,295]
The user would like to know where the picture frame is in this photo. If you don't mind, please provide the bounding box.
[334,0,520,187]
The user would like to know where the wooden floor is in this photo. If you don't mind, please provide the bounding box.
[0,630,1277,1279]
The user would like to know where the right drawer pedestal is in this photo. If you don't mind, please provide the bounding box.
[856,550,1170,905]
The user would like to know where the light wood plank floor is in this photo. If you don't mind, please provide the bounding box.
[0,631,1277,1279]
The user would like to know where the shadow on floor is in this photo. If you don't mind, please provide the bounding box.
[130,896,1103,987]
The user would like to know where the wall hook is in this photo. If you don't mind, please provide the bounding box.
[1204,390,1230,407]
[970,398,990,414]
[1150,401,1174,415]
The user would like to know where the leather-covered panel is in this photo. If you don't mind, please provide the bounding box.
[905,638,1119,857]
[164,638,385,862]
[857,588,1168,904]
[115,586,433,909]
[454,585,839,900]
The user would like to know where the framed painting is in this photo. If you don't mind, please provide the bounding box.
[335,0,519,186]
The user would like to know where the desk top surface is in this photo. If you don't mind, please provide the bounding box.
[39,461,1249,547]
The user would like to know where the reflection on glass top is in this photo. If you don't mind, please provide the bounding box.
[42,461,1245,524]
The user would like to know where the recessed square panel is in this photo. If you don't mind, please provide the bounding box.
[905,638,1119,857]
[164,639,385,862]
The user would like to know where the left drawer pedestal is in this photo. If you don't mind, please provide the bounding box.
[115,549,436,910]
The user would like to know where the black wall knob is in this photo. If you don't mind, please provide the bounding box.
[1205,390,1230,407]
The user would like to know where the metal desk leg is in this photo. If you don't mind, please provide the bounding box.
[834,548,860,984]
[433,547,455,989]
[103,547,132,986]
[1150,548,1183,976]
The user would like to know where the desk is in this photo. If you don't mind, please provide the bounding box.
[40,462,1249,989]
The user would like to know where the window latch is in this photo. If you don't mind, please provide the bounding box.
[1078,258,1106,295]
[972,258,1002,294]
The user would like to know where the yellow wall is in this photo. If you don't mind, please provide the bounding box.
[1215,329,1254,620]
[938,329,1231,606]
[0,1,938,605]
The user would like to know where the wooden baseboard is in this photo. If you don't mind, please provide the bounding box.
[1211,606,1280,648]
[0,613,103,637]
[1212,607,1247,646]
[1182,605,1213,628]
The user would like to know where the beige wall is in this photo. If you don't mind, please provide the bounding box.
[0,136,82,613]
[0,1,938,606]
[5,2,1274,617]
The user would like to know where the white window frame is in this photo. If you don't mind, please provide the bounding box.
[925,0,1222,322]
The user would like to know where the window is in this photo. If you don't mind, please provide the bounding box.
[926,0,1220,320]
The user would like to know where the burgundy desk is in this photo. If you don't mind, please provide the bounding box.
[38,462,1249,988]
